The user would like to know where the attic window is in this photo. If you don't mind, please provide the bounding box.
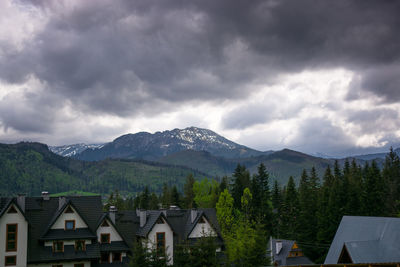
[156,218,164,224]
[291,242,299,249]
[198,217,206,224]
[101,220,110,227]
[7,206,17,214]
[65,206,74,213]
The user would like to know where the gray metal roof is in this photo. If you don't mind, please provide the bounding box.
[324,216,400,264]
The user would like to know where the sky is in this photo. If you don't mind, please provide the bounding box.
[1,0,400,157]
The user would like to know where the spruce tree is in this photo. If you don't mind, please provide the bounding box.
[383,147,400,216]
[281,176,299,240]
[183,174,196,208]
[232,164,251,210]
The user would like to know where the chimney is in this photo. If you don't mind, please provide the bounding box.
[42,191,50,201]
[276,241,283,254]
[109,206,117,224]
[58,197,67,210]
[191,209,197,223]
[140,210,146,227]
[17,194,26,213]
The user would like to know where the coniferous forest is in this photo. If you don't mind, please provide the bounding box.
[126,148,400,265]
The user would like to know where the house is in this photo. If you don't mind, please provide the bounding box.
[268,238,313,266]
[0,193,223,267]
[324,216,400,264]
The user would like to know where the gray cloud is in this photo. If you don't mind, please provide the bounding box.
[1,0,400,153]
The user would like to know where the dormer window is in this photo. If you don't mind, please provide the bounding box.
[65,206,74,213]
[7,206,17,214]
[65,220,75,230]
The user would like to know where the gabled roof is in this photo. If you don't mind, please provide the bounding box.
[136,211,175,237]
[96,213,130,249]
[21,196,104,263]
[325,216,400,264]
[0,197,29,222]
[269,238,313,266]
[41,199,93,238]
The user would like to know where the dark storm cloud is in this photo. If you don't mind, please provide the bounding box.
[1,0,400,134]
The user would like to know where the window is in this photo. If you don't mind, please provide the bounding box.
[53,241,64,252]
[100,252,110,263]
[100,233,110,243]
[113,252,122,262]
[7,206,17,214]
[156,232,165,254]
[5,256,16,266]
[65,206,74,213]
[75,240,86,251]
[101,220,110,227]
[74,264,84,267]
[6,224,18,251]
[288,251,303,257]
[65,220,75,230]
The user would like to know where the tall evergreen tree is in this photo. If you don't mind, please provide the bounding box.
[383,147,400,216]
[183,174,196,208]
[280,176,299,240]
[271,180,283,238]
[362,160,387,216]
[232,164,251,210]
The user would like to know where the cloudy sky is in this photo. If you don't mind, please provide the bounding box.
[1,0,400,157]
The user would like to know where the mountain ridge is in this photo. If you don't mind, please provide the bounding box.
[74,126,268,161]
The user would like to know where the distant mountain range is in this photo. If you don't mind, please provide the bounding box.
[49,143,105,157]
[68,127,272,161]
[47,126,389,184]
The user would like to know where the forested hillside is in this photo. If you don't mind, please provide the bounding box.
[0,142,207,196]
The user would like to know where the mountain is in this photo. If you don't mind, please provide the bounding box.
[159,148,334,184]
[49,143,105,157]
[351,148,400,161]
[75,127,267,161]
[0,142,207,196]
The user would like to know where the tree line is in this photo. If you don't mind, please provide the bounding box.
[110,148,400,265]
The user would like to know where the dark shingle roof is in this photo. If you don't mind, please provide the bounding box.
[22,196,104,263]
[28,243,100,263]
[40,228,97,240]
[100,241,130,252]
[325,216,400,264]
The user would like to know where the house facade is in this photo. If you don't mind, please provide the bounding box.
[0,194,223,267]
[268,238,313,266]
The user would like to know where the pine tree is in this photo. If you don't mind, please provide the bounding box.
[183,174,196,208]
[383,147,400,216]
[362,161,387,216]
[171,185,180,207]
[232,164,251,210]
[281,176,299,240]
[271,180,283,238]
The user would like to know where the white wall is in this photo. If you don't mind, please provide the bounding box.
[28,261,90,267]
[0,204,28,267]
[51,206,87,229]
[188,216,217,238]
[96,219,123,242]
[147,219,174,265]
